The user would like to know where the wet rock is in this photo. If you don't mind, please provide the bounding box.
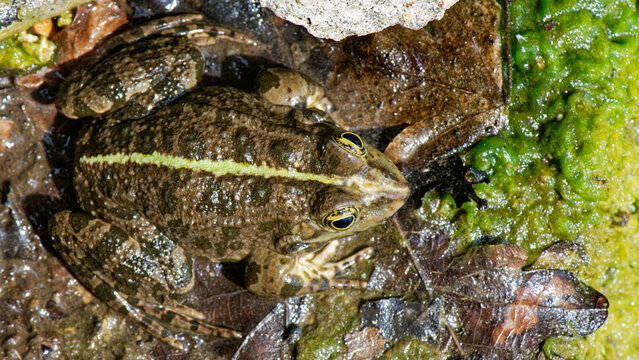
[259,0,459,40]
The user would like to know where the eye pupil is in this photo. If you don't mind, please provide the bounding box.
[341,132,363,148]
[323,205,360,230]
[331,132,367,157]
[332,216,354,230]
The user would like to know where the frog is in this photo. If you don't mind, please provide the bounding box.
[49,14,410,350]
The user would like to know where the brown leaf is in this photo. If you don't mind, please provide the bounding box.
[232,297,315,360]
[344,327,386,360]
[189,260,276,333]
[385,108,505,169]
[0,88,55,195]
[362,210,609,360]
[53,0,128,65]
[528,241,587,271]
[325,0,505,169]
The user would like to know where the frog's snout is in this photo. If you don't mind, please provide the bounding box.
[378,169,410,211]
[365,147,410,204]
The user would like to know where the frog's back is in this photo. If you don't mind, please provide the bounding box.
[75,87,332,259]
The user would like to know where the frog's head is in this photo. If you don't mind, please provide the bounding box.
[294,126,410,243]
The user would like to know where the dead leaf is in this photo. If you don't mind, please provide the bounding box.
[528,241,587,271]
[53,0,128,65]
[344,327,386,360]
[232,297,314,360]
[362,209,608,360]
[325,0,505,170]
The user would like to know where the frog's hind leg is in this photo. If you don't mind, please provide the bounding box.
[57,14,267,120]
[91,14,206,58]
[131,299,243,339]
[245,240,373,299]
[49,211,242,350]
[47,232,193,349]
[100,13,265,55]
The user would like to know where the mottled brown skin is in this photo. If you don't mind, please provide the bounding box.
[50,15,409,350]
[75,87,406,258]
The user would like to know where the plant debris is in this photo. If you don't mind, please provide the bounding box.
[361,206,608,360]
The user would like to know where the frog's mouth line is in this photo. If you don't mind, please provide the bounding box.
[80,152,405,197]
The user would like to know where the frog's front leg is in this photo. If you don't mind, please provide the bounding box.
[245,240,373,299]
[49,211,241,350]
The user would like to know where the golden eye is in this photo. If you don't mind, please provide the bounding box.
[323,205,360,230]
[332,132,366,157]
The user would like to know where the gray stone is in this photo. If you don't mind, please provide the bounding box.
[258,0,459,40]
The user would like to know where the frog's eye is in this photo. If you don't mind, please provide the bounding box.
[323,205,360,230]
[332,132,367,157]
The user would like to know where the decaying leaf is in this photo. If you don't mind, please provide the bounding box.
[528,241,587,271]
[362,209,608,360]
[344,327,386,360]
[232,297,314,359]
[325,0,506,171]
[53,0,128,65]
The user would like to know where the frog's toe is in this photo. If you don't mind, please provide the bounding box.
[136,300,243,339]
[319,246,374,277]
[245,245,373,299]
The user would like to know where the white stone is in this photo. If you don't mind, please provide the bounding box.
[259,0,459,40]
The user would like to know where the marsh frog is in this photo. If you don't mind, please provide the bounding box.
[50,14,409,349]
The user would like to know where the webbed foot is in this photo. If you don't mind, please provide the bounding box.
[245,240,373,299]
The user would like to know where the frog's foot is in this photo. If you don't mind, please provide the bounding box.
[129,297,243,338]
[98,14,264,56]
[245,241,373,299]
[256,68,334,113]
[50,211,242,350]
[111,291,192,350]
[92,285,242,350]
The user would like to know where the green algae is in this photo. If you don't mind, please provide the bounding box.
[295,292,362,360]
[297,0,638,359]
[0,32,56,70]
[464,0,639,357]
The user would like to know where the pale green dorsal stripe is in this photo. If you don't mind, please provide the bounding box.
[80,151,340,184]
